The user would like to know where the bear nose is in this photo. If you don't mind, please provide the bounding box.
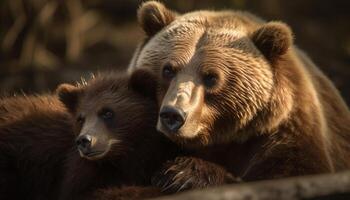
[76,135,92,153]
[159,106,186,132]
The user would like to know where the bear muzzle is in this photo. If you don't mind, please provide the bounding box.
[76,134,108,160]
[158,77,204,137]
[159,106,187,133]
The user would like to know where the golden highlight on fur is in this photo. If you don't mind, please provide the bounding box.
[129,1,350,193]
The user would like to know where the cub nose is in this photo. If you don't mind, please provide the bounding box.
[159,106,186,132]
[76,135,92,153]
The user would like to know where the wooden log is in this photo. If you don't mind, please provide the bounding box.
[152,171,350,200]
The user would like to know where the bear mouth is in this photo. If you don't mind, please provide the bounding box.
[157,119,202,139]
[80,150,106,160]
[86,151,104,157]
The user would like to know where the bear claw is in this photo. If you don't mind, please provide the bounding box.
[152,156,239,193]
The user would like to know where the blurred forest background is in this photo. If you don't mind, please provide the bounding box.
[0,0,349,105]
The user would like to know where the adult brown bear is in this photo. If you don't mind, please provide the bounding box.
[128,1,350,193]
[0,70,178,200]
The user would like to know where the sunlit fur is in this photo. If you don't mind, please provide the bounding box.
[130,0,350,187]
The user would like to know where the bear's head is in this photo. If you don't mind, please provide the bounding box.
[131,1,294,148]
[56,70,158,160]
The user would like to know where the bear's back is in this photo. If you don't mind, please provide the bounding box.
[0,95,68,125]
[0,95,74,200]
[295,49,350,169]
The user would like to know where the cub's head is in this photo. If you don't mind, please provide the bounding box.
[131,1,294,148]
[56,70,158,160]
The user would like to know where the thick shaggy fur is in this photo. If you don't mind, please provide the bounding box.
[129,1,350,193]
[0,95,74,200]
[57,71,178,200]
[0,71,178,200]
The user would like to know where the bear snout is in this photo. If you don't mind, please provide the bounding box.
[76,134,93,155]
[159,106,187,133]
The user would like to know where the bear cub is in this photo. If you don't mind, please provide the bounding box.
[57,70,179,200]
[0,69,179,200]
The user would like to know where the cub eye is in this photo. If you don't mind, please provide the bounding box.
[162,64,176,80]
[203,73,218,88]
[99,108,114,120]
[76,115,85,125]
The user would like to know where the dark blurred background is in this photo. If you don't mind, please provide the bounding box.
[1,0,349,105]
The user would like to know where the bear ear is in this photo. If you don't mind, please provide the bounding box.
[251,22,293,62]
[56,83,82,113]
[137,1,177,37]
[129,69,158,99]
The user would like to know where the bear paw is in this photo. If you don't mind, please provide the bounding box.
[152,156,240,193]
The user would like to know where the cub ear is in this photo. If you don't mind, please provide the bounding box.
[137,1,177,37]
[251,22,293,62]
[129,69,158,99]
[56,83,82,113]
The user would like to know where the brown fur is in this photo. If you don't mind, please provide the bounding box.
[0,95,74,200]
[57,70,179,200]
[137,1,177,37]
[0,70,178,200]
[129,1,350,193]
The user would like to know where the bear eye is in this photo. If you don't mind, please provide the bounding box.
[99,108,114,120]
[77,115,85,125]
[203,73,218,88]
[162,64,176,80]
